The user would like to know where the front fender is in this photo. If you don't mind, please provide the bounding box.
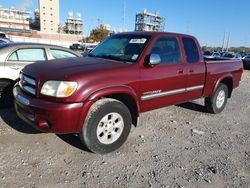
[87,85,139,102]
[75,85,140,131]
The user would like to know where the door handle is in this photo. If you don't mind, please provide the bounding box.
[10,66,21,70]
[177,69,183,74]
[189,69,194,73]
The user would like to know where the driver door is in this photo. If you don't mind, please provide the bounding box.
[139,36,187,112]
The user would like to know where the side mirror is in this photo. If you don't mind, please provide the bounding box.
[145,54,161,67]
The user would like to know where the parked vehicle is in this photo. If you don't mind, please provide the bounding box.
[83,44,97,52]
[211,52,221,58]
[0,32,6,38]
[14,32,243,154]
[242,55,250,69]
[222,52,242,60]
[203,50,212,58]
[203,51,221,59]
[69,43,83,51]
[0,38,12,43]
[0,32,12,43]
[0,43,81,106]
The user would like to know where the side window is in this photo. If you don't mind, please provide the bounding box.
[50,49,77,59]
[8,51,18,61]
[150,37,181,65]
[182,37,200,63]
[8,48,47,61]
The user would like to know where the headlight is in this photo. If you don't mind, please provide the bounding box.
[41,81,78,98]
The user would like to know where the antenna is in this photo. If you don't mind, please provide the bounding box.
[226,32,230,52]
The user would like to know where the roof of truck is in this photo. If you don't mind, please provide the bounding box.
[115,31,195,38]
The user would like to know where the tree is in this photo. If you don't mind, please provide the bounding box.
[89,25,110,42]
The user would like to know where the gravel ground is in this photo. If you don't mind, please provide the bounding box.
[0,71,250,188]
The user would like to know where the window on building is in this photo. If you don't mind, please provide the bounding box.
[182,37,200,63]
[150,37,181,65]
[8,48,47,62]
[50,49,78,59]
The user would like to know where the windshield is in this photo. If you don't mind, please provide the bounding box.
[89,34,151,63]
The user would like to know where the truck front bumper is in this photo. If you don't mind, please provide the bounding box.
[13,86,85,134]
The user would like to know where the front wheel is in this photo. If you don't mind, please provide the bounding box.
[80,98,132,154]
[205,83,228,114]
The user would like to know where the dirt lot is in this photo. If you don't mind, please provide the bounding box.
[0,71,250,188]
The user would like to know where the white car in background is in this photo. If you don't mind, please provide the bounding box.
[0,42,81,106]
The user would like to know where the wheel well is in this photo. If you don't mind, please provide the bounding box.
[104,93,139,127]
[220,78,233,98]
[0,78,15,83]
[0,78,16,88]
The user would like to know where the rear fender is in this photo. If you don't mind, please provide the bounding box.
[212,74,233,96]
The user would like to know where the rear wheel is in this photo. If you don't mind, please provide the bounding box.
[0,80,15,107]
[80,98,132,154]
[205,83,228,114]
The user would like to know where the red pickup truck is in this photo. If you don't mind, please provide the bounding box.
[13,32,243,154]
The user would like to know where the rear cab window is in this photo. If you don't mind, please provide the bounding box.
[182,37,200,63]
[8,48,47,62]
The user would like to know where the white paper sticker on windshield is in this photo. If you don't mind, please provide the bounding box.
[132,54,139,60]
[129,38,147,44]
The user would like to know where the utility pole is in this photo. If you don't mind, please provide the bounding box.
[221,31,226,52]
[226,32,230,52]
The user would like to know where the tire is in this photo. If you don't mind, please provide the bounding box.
[205,83,228,114]
[80,98,132,154]
[0,80,15,108]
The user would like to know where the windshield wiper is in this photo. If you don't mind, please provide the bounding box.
[88,53,96,57]
[97,55,122,61]
[89,54,133,63]
[95,55,127,62]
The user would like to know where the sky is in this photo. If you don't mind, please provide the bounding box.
[1,0,250,47]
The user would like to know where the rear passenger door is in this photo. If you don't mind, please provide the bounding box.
[182,37,206,100]
[140,36,187,112]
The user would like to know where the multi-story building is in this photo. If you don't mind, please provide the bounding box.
[64,12,83,35]
[135,9,165,32]
[0,5,31,33]
[39,0,59,33]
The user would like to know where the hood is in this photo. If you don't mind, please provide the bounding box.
[22,57,131,80]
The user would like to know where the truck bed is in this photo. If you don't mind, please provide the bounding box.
[203,58,243,97]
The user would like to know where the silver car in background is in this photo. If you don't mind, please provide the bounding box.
[0,42,81,106]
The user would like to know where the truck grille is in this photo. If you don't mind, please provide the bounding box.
[19,73,36,95]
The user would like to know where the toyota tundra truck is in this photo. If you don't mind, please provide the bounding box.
[13,32,243,154]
